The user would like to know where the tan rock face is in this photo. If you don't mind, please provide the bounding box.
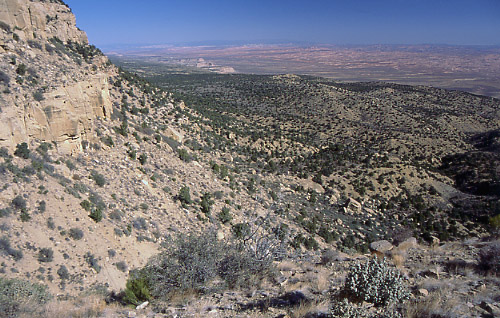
[0,0,113,154]
[0,0,88,43]
[0,73,113,154]
[26,74,112,154]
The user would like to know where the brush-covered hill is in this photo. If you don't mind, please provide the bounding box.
[1,1,500,317]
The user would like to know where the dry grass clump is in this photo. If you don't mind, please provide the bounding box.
[390,250,406,268]
[287,299,329,318]
[278,260,299,272]
[19,294,115,318]
[320,248,343,265]
[405,291,458,318]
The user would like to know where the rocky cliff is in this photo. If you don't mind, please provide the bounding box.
[0,0,113,154]
[0,0,87,43]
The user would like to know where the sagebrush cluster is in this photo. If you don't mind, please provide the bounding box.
[344,257,410,306]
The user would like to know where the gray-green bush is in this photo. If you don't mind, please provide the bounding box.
[478,241,500,276]
[0,277,51,317]
[84,252,101,273]
[68,227,84,240]
[57,265,69,280]
[343,257,410,307]
[90,170,106,187]
[0,236,23,261]
[124,230,276,303]
[37,247,54,263]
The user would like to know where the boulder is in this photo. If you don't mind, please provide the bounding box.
[370,240,394,254]
[164,126,184,143]
[135,301,149,310]
[397,237,418,250]
[345,197,362,213]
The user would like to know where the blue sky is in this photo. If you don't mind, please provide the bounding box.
[64,0,500,46]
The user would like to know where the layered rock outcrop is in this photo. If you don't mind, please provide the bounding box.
[0,0,87,43]
[0,0,113,154]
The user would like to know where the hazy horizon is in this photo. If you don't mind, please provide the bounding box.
[64,0,500,47]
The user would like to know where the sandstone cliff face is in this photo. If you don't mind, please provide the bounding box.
[0,0,87,43]
[0,75,112,154]
[0,0,113,154]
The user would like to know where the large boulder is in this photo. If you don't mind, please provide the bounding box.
[370,240,394,254]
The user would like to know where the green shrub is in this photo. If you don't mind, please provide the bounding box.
[330,299,366,318]
[16,64,27,76]
[232,223,250,239]
[177,186,191,207]
[47,217,55,230]
[109,210,123,221]
[489,214,500,231]
[14,143,30,159]
[65,159,76,170]
[37,200,46,213]
[101,135,114,147]
[80,200,91,211]
[132,217,147,230]
[123,275,151,305]
[115,120,128,137]
[200,192,213,215]
[138,153,147,165]
[0,208,11,218]
[19,210,31,222]
[127,149,137,160]
[218,206,232,224]
[0,147,10,158]
[273,223,289,241]
[318,226,338,243]
[343,257,410,306]
[89,207,103,222]
[178,148,192,162]
[303,236,319,250]
[36,142,52,155]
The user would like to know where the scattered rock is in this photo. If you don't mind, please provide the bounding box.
[164,126,184,143]
[370,240,394,254]
[279,290,308,306]
[480,301,500,316]
[136,301,149,310]
[397,237,418,250]
[430,236,440,246]
[344,198,362,213]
